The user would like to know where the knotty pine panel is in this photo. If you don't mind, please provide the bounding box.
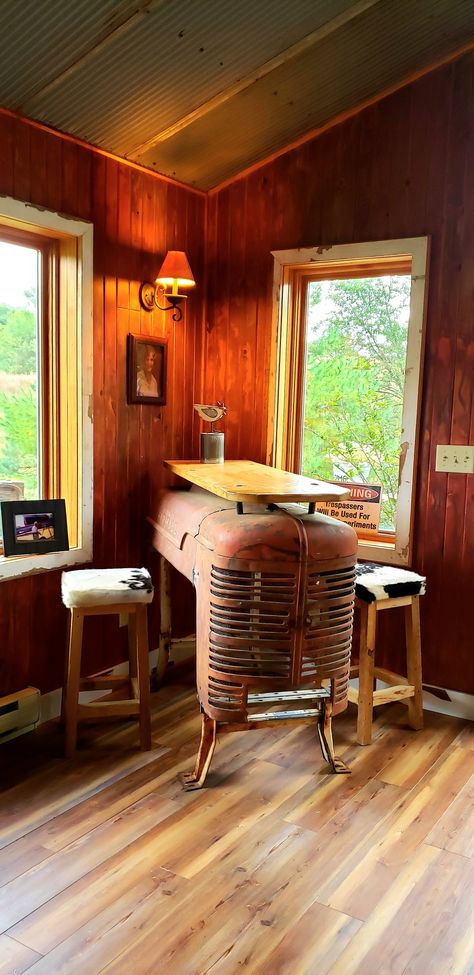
[204,52,474,693]
[0,114,205,696]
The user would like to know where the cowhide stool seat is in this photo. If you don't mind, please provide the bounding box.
[61,568,153,757]
[348,562,426,745]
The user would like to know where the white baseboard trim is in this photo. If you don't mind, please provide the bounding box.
[34,657,473,729]
[422,686,474,721]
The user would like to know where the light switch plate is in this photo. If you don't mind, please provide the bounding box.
[435,444,474,473]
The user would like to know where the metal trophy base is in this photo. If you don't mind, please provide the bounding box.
[200,432,224,464]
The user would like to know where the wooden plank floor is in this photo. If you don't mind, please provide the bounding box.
[0,663,473,975]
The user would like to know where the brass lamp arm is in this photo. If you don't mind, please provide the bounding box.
[139,282,187,322]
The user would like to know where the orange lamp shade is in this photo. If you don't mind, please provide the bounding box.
[155,250,195,290]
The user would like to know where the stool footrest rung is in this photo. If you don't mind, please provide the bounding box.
[79,675,130,691]
[372,684,415,706]
[349,682,415,707]
[77,700,141,718]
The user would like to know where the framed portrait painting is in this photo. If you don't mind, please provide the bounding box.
[127,333,167,405]
[0,499,69,556]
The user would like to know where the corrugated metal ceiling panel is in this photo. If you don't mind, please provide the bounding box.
[0,0,133,105]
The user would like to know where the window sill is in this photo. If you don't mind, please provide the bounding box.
[357,537,408,567]
[0,543,92,580]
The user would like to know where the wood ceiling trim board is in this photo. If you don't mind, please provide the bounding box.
[130,0,384,158]
[208,38,474,195]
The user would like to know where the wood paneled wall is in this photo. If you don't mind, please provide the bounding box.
[0,115,205,696]
[204,53,474,694]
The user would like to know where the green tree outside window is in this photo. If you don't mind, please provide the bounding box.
[0,298,38,497]
[302,276,411,531]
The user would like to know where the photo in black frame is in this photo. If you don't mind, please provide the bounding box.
[1,499,69,557]
[127,333,167,405]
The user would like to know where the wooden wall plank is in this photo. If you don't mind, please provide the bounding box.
[61,141,79,218]
[186,191,205,461]
[143,177,166,527]
[91,154,107,571]
[240,167,273,461]
[226,179,248,458]
[206,187,231,417]
[439,55,474,684]
[0,114,14,196]
[28,128,49,211]
[12,117,30,203]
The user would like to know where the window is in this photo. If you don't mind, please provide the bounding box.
[269,239,429,566]
[0,197,93,578]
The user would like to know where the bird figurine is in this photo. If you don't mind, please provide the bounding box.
[194,402,227,430]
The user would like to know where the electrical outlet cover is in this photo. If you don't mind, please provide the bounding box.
[435,445,474,473]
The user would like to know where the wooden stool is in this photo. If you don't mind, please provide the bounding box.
[348,563,426,745]
[61,567,154,757]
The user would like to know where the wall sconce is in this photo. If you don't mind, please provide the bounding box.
[139,250,195,322]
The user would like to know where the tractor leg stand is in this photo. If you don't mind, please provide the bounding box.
[317,701,351,774]
[180,712,217,790]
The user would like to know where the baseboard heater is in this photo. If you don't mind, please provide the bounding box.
[0,687,40,742]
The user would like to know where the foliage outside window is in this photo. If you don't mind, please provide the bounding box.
[0,197,93,578]
[0,240,40,500]
[269,239,429,566]
[302,275,411,533]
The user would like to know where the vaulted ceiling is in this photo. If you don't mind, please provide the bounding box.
[1,0,473,190]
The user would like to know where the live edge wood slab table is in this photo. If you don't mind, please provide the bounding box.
[152,460,357,788]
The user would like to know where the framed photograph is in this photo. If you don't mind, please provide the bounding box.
[127,333,167,405]
[0,499,69,557]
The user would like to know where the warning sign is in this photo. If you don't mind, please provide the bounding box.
[318,483,382,533]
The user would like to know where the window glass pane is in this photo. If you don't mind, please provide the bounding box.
[0,240,40,500]
[301,275,411,532]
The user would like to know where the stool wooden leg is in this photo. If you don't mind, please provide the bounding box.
[405,596,424,731]
[357,602,377,745]
[60,613,72,726]
[127,611,138,702]
[135,605,152,750]
[64,609,83,758]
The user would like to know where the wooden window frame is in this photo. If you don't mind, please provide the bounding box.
[0,197,93,578]
[268,238,430,566]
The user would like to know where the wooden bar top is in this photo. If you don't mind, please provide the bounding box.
[164,460,350,505]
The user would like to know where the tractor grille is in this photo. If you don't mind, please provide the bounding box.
[302,566,356,679]
[207,674,246,713]
[209,566,296,679]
